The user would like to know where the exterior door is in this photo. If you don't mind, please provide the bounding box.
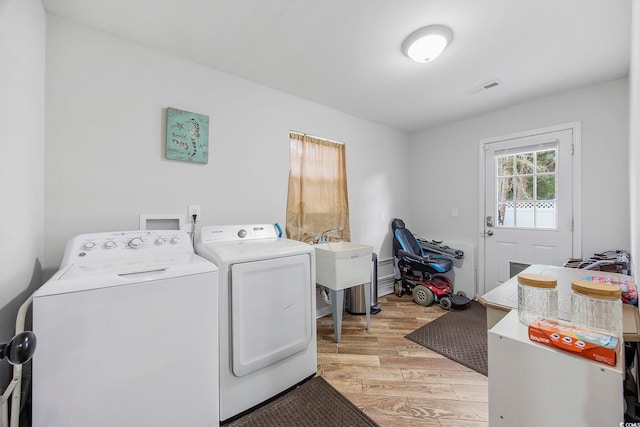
[480,124,581,294]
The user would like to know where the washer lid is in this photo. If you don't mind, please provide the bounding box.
[34,254,217,297]
[195,237,313,267]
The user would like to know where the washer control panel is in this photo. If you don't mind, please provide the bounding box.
[62,230,190,265]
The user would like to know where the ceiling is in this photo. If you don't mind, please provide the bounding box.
[41,0,631,133]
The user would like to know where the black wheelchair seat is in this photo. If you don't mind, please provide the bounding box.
[392,219,453,275]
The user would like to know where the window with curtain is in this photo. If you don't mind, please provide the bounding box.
[286,132,350,243]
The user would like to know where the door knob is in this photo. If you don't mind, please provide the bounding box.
[486,229,494,236]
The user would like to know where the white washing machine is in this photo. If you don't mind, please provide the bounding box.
[195,224,316,422]
[32,230,219,427]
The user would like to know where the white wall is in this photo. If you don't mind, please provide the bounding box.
[629,2,640,278]
[44,15,410,271]
[409,78,630,260]
[0,0,45,345]
[0,0,45,389]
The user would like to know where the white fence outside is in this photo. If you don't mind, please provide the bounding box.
[500,201,556,228]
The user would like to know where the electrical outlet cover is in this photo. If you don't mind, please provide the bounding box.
[188,205,201,222]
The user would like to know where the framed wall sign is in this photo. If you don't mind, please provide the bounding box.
[166,107,209,164]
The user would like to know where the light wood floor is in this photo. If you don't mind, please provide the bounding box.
[317,294,489,427]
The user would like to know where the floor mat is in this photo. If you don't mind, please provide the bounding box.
[224,376,379,427]
[405,301,488,376]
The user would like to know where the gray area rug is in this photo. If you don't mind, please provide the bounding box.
[225,376,379,427]
[405,301,488,376]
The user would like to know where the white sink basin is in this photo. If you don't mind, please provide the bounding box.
[315,242,373,291]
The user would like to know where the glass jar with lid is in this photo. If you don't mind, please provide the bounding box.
[571,280,622,338]
[517,273,558,326]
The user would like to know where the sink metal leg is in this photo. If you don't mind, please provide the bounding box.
[329,284,370,342]
[330,289,344,343]
[364,281,371,330]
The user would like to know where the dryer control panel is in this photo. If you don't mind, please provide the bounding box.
[61,230,192,266]
[198,224,277,243]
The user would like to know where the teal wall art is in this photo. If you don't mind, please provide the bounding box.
[166,107,209,164]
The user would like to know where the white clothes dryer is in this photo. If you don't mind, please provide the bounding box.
[195,224,316,422]
[32,230,219,427]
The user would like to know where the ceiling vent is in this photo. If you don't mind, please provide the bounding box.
[467,79,501,94]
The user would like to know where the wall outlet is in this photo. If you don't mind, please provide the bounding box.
[188,205,201,223]
[451,207,458,217]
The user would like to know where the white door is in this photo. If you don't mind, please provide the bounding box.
[230,254,313,377]
[479,124,581,294]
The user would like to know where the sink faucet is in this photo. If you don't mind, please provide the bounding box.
[319,226,343,243]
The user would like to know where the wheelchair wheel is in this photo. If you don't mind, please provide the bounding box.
[440,297,452,310]
[456,291,467,298]
[412,284,434,307]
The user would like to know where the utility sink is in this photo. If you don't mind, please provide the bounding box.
[315,242,373,291]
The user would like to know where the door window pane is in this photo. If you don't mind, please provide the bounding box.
[535,201,556,228]
[495,146,557,229]
[536,150,556,173]
[497,178,513,202]
[514,201,535,228]
[515,176,533,201]
[497,156,513,176]
[515,153,534,175]
[497,203,514,226]
[536,175,555,200]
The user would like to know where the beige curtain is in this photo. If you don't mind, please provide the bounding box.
[286,132,351,243]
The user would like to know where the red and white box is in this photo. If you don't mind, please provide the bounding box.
[528,317,619,366]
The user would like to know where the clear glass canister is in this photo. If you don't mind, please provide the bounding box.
[571,280,622,338]
[517,273,558,326]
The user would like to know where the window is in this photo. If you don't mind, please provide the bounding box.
[495,146,557,229]
[286,132,350,243]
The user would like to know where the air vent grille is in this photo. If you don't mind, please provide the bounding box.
[467,79,501,94]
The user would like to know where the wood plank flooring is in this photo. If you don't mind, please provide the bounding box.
[317,294,488,426]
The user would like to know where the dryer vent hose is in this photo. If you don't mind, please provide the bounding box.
[318,286,331,305]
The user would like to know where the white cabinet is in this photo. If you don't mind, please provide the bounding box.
[488,310,623,426]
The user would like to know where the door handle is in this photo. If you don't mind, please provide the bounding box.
[486,230,494,236]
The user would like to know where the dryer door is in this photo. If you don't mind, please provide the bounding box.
[230,253,312,377]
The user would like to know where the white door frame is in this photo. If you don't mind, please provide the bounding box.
[477,121,582,296]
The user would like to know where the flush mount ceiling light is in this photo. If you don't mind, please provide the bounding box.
[401,25,453,63]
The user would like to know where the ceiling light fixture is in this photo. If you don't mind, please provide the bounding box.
[401,25,453,63]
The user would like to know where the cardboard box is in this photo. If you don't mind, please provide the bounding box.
[528,317,618,366]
